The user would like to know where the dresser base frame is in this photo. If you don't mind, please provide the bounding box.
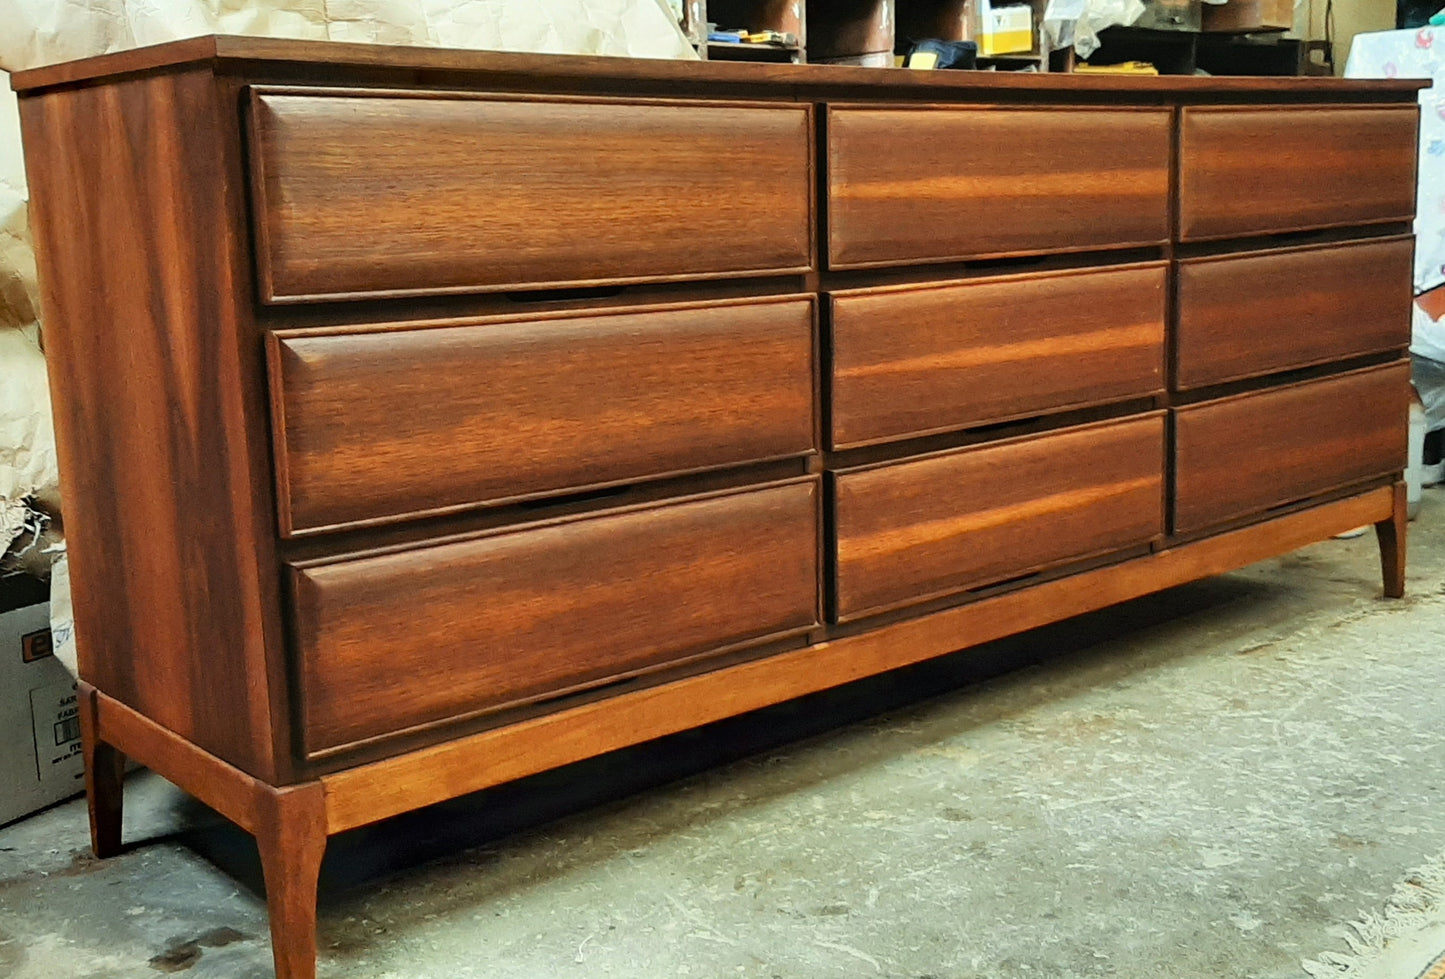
[79,481,1407,979]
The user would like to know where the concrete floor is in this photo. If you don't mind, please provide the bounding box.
[3,496,1445,979]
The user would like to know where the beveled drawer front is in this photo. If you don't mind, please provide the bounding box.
[826,106,1170,269]
[1176,236,1414,390]
[248,89,813,302]
[269,298,816,535]
[832,414,1164,621]
[830,263,1166,448]
[291,480,821,757]
[1178,106,1418,241]
[1173,362,1409,534]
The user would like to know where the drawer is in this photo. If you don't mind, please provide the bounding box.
[290,480,821,758]
[269,298,816,536]
[825,106,1171,269]
[832,414,1165,621]
[1175,236,1414,390]
[247,89,814,303]
[1178,106,1418,241]
[830,262,1166,448]
[1173,362,1409,534]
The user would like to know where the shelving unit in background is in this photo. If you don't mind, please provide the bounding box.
[685,0,1053,69]
[676,0,1308,74]
[696,0,809,62]
[1074,24,1315,75]
[897,0,1053,70]
[806,0,895,67]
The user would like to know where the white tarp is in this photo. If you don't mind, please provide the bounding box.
[1347,30,1445,381]
[1347,28,1445,299]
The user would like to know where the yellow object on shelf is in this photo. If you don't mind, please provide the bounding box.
[978,0,1034,56]
[1075,61,1161,74]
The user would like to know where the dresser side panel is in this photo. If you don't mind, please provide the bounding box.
[18,69,289,781]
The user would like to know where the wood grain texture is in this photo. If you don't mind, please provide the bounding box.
[808,0,896,59]
[290,481,821,758]
[270,298,816,535]
[248,90,813,302]
[1376,481,1408,599]
[320,483,1394,834]
[1173,362,1410,534]
[826,106,1171,269]
[94,692,268,835]
[1178,106,1419,241]
[1175,236,1414,389]
[832,414,1165,620]
[829,263,1166,447]
[19,70,287,781]
[79,684,125,859]
[257,784,327,979]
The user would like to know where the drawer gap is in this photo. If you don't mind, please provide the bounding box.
[820,246,1166,292]
[504,284,628,304]
[968,570,1041,593]
[278,457,816,564]
[1173,222,1414,261]
[826,396,1162,468]
[516,484,631,510]
[1170,350,1408,404]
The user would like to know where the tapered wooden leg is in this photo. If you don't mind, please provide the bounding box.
[257,783,328,979]
[78,683,125,858]
[1374,481,1408,599]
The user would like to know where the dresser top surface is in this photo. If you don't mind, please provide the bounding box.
[10,33,1432,100]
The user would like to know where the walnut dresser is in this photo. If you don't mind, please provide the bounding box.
[12,37,1425,979]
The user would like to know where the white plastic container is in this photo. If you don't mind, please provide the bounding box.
[1408,398,1426,519]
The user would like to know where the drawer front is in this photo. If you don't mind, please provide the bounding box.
[248,90,814,302]
[830,263,1166,448]
[826,106,1171,269]
[1176,236,1414,390]
[832,414,1165,621]
[1173,362,1409,534]
[1178,106,1418,241]
[291,480,821,757]
[269,298,816,535]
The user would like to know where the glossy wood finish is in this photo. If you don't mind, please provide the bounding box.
[16,35,1431,97]
[291,481,820,758]
[1175,236,1414,389]
[1178,106,1419,241]
[78,685,124,859]
[19,69,288,782]
[319,483,1398,833]
[248,90,813,302]
[833,415,1165,620]
[91,689,273,836]
[826,106,1171,269]
[257,786,327,979]
[15,39,1421,979]
[270,298,816,535]
[829,263,1166,447]
[1376,481,1408,599]
[1173,363,1410,534]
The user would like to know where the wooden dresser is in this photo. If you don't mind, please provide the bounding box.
[12,37,1424,979]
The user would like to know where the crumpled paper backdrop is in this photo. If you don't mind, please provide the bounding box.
[0,0,694,70]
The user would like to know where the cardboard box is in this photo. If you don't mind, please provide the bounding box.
[1202,0,1293,33]
[979,1,1033,56]
[1,593,84,826]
